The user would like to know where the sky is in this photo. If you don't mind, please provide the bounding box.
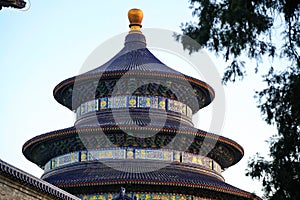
[0,0,278,198]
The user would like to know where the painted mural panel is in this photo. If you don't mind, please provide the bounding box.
[100,98,107,110]
[127,96,137,108]
[138,96,151,108]
[158,97,166,110]
[112,96,127,108]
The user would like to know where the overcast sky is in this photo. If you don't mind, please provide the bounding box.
[0,0,279,197]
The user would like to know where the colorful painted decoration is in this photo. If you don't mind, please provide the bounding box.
[174,151,181,162]
[87,100,97,112]
[80,103,87,115]
[88,150,114,160]
[76,96,193,120]
[168,99,175,112]
[127,96,137,108]
[51,159,56,168]
[158,97,166,110]
[44,161,51,171]
[169,99,183,113]
[44,148,221,176]
[138,96,151,108]
[163,151,173,161]
[100,98,107,110]
[112,96,127,108]
[181,152,221,171]
[135,149,173,161]
[78,193,212,200]
[151,96,159,108]
[214,162,222,174]
[76,107,81,118]
[81,151,88,162]
[187,106,193,118]
[107,97,112,108]
[127,149,134,159]
[57,153,78,166]
[114,149,126,159]
[181,103,187,115]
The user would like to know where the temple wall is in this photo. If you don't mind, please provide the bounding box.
[0,174,56,200]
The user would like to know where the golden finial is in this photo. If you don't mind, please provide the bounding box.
[128,8,143,31]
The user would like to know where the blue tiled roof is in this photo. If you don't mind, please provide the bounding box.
[82,48,181,76]
[42,160,257,199]
[22,121,244,169]
[81,33,181,75]
[53,32,214,111]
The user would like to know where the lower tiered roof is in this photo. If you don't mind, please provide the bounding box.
[41,160,259,200]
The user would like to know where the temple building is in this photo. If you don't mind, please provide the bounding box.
[22,8,261,200]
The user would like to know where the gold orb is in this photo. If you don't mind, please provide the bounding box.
[128,8,143,27]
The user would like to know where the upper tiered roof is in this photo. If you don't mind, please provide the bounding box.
[53,9,214,114]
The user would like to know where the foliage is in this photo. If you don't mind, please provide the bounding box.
[247,67,300,199]
[180,0,300,199]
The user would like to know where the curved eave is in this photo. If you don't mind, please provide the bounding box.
[53,71,215,111]
[23,125,243,169]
